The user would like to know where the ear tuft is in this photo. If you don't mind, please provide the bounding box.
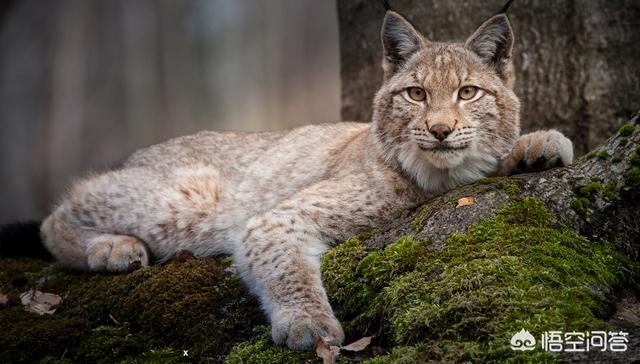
[465,14,514,76]
[381,11,426,77]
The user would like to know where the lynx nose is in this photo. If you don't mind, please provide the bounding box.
[429,124,452,141]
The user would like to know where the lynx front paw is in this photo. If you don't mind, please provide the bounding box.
[271,308,344,351]
[506,130,573,174]
[86,235,149,272]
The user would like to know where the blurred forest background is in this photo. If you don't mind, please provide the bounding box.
[0,0,340,223]
[1,0,639,225]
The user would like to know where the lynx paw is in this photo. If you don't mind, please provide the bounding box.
[86,235,149,272]
[509,130,573,173]
[271,308,344,351]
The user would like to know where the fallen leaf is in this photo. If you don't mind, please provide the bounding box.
[456,196,476,208]
[0,292,8,307]
[314,336,340,364]
[341,336,372,352]
[20,289,62,315]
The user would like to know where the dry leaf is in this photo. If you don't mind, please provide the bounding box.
[456,196,476,208]
[314,337,340,364]
[341,336,372,352]
[0,292,8,307]
[20,289,62,315]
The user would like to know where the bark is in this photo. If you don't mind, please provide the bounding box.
[337,0,640,155]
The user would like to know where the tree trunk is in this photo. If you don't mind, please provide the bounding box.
[337,0,640,155]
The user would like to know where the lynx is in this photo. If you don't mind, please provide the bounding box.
[40,7,572,350]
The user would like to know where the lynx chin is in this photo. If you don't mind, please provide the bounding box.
[40,7,572,351]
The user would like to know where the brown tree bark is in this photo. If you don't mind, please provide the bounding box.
[337,0,640,155]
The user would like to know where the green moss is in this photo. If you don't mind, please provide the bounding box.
[500,181,522,195]
[597,150,609,159]
[630,153,640,166]
[624,167,640,185]
[636,144,640,155]
[0,257,262,363]
[618,123,635,137]
[473,177,522,196]
[570,197,590,216]
[583,151,596,159]
[612,155,623,163]
[323,198,632,363]
[578,181,602,197]
[322,235,429,333]
[364,342,557,364]
[603,181,620,201]
[618,138,629,147]
[0,306,91,363]
[224,327,316,364]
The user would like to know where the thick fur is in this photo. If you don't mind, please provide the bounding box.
[39,9,572,350]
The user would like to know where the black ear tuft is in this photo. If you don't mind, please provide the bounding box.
[499,0,515,14]
[381,11,426,77]
[381,0,392,12]
[465,13,514,75]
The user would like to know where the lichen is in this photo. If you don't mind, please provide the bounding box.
[618,124,635,137]
[411,201,441,232]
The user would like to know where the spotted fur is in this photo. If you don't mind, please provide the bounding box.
[40,8,572,351]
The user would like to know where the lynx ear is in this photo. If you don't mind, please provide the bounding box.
[465,13,514,81]
[381,11,427,78]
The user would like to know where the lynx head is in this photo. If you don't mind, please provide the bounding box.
[371,8,521,192]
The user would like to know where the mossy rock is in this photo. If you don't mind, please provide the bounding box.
[1,198,637,363]
[0,257,263,363]
[320,198,635,363]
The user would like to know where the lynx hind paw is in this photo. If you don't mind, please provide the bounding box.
[271,308,344,351]
[86,235,149,272]
[514,130,573,172]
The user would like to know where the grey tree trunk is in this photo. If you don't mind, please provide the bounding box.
[337,0,640,155]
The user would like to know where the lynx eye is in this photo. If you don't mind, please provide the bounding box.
[458,86,478,100]
[407,87,427,102]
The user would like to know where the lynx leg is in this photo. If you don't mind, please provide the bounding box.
[237,208,351,349]
[236,224,344,350]
[41,210,149,272]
